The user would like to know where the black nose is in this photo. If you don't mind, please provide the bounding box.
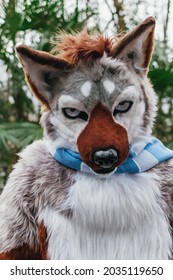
[93,148,118,169]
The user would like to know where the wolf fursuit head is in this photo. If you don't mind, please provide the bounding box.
[0,17,173,260]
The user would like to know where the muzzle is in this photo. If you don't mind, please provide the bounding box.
[77,103,129,174]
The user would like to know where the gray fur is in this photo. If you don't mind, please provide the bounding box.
[1,139,173,256]
[51,62,134,112]
[151,159,173,230]
[140,83,152,129]
[0,140,75,252]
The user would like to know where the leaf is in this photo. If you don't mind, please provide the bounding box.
[0,122,42,154]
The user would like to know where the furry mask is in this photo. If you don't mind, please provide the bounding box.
[16,17,159,175]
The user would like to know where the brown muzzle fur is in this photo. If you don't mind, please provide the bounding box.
[77,103,129,173]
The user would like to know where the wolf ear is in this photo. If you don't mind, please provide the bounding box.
[16,45,72,110]
[113,17,155,75]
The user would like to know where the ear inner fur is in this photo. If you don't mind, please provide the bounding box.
[111,17,155,73]
[112,17,155,57]
[26,74,50,111]
[77,103,129,172]
[142,27,155,70]
[16,45,74,110]
[16,45,73,69]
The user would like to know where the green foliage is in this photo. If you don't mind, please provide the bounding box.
[0,0,96,122]
[0,122,42,151]
[0,122,42,191]
[150,44,173,149]
[0,0,98,189]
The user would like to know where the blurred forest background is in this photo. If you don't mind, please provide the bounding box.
[0,0,173,191]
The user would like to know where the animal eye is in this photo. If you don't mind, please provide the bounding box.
[62,108,88,121]
[63,108,80,118]
[113,101,133,115]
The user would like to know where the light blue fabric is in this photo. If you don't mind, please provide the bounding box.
[52,137,173,175]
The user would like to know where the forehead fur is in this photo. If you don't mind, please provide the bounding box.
[54,63,135,113]
[52,30,119,64]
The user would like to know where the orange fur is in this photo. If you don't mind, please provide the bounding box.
[52,30,119,64]
[38,222,48,260]
[0,244,40,260]
[0,223,48,260]
[51,18,155,69]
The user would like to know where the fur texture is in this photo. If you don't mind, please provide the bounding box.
[39,171,172,259]
[77,103,129,172]
[0,141,75,256]
[0,140,172,259]
[0,17,173,259]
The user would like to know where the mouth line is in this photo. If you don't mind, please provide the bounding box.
[93,167,115,174]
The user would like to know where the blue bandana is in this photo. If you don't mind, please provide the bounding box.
[47,137,173,175]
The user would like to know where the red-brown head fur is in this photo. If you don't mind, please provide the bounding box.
[52,30,118,64]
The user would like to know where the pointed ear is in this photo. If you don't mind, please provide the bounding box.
[112,17,155,75]
[16,45,72,111]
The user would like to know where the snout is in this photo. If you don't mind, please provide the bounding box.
[77,103,129,174]
[93,148,118,169]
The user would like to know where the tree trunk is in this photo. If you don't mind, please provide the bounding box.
[163,0,171,47]
[113,0,127,32]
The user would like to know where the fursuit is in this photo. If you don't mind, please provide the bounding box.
[0,17,173,260]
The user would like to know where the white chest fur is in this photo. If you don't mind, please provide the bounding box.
[39,172,171,260]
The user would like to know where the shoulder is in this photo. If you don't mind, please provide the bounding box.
[1,140,54,193]
[0,139,75,210]
[17,139,50,165]
[151,159,173,228]
[9,139,67,179]
[0,143,75,255]
[151,158,173,198]
[151,158,173,186]
[0,140,47,205]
